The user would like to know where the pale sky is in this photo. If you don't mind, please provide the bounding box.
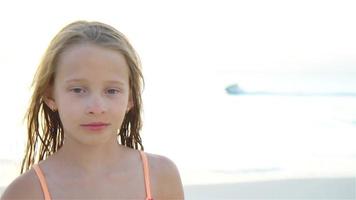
[0,0,356,185]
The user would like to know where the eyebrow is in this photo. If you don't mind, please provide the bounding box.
[65,78,125,85]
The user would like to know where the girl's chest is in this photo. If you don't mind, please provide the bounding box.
[47,170,147,199]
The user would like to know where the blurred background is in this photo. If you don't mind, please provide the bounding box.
[0,0,355,199]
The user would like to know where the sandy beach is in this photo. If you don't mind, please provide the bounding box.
[184,177,355,200]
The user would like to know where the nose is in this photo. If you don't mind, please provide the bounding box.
[86,95,107,115]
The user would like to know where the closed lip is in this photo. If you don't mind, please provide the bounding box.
[80,122,110,126]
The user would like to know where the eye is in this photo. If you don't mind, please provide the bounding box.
[106,88,120,95]
[70,87,86,94]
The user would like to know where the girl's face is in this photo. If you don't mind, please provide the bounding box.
[48,43,132,146]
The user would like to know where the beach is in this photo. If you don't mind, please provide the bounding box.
[184,177,356,200]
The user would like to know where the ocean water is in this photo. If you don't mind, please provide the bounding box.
[178,92,356,198]
[173,94,356,184]
[216,94,356,156]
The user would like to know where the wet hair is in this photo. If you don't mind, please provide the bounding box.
[21,21,144,173]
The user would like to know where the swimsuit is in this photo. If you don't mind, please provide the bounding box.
[33,151,153,200]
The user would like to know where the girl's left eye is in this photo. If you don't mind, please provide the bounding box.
[106,89,119,94]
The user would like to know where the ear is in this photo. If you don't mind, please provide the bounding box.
[43,88,57,111]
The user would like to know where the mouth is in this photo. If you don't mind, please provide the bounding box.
[80,122,110,131]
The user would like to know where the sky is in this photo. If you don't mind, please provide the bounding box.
[0,0,356,185]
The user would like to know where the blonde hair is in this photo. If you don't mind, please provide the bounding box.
[21,21,144,173]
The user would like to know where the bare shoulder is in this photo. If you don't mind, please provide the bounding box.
[1,168,43,200]
[145,153,184,199]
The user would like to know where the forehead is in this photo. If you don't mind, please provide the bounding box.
[55,43,130,84]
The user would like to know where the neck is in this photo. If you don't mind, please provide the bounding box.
[53,137,126,176]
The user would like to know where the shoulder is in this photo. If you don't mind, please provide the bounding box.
[145,152,184,199]
[1,167,43,199]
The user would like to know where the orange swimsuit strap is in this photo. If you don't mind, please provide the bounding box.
[33,164,52,200]
[33,151,153,200]
[140,151,153,200]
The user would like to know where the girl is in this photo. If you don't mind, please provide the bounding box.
[1,21,184,200]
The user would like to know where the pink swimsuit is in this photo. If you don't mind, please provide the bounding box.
[33,151,153,200]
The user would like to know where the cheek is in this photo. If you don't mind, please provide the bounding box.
[111,102,130,121]
[57,100,82,124]
[112,103,128,117]
[58,107,78,127]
